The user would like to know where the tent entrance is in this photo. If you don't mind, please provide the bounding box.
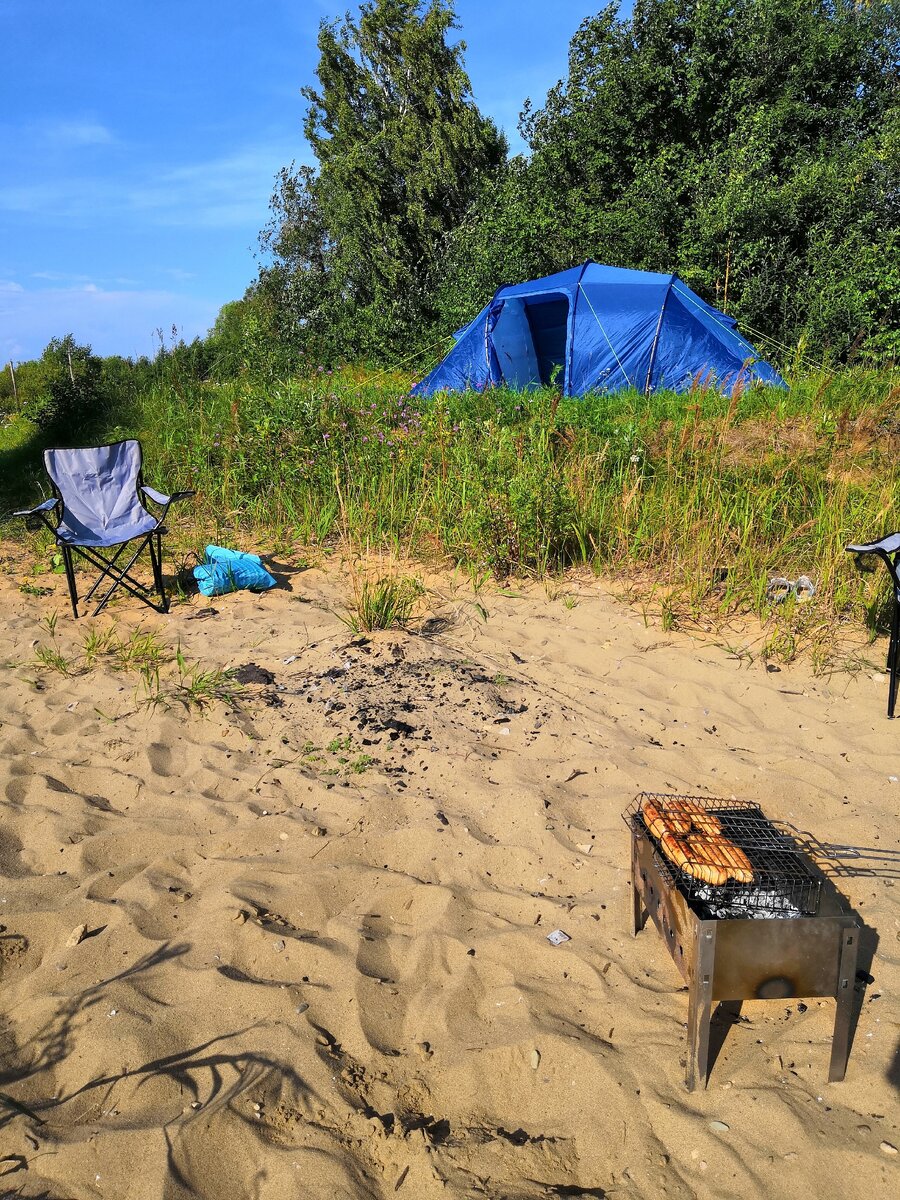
[491,292,569,389]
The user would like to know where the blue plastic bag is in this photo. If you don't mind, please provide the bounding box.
[193,544,277,597]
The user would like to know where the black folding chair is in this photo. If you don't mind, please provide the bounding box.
[15,440,194,618]
[846,532,900,718]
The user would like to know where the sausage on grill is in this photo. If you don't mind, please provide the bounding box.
[659,832,730,886]
[641,798,691,837]
[669,798,723,835]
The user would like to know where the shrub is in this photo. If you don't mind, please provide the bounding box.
[20,335,106,433]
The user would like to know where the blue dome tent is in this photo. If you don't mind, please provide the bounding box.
[413,262,785,397]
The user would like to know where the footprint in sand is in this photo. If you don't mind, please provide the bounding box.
[0,829,31,878]
[353,891,456,1055]
[146,741,173,777]
[0,933,29,973]
[4,775,31,806]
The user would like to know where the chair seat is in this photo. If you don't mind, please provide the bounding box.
[55,508,159,548]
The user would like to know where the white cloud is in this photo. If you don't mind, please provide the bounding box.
[126,144,312,229]
[0,282,221,362]
[0,280,24,292]
[41,119,115,147]
[31,270,94,283]
[0,140,309,231]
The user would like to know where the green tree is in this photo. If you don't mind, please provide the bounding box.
[21,335,106,433]
[259,0,506,363]
[444,0,899,362]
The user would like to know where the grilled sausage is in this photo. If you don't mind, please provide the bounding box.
[642,798,691,837]
[659,832,730,886]
[670,798,722,835]
[714,840,754,884]
[681,836,730,886]
[686,834,754,885]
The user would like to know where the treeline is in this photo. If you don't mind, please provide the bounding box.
[252,0,898,374]
[4,0,897,409]
[0,331,235,437]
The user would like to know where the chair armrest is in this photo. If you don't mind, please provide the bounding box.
[846,532,900,556]
[141,486,195,506]
[13,497,58,518]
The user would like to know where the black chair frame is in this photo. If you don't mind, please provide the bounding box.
[16,445,193,619]
[847,534,900,718]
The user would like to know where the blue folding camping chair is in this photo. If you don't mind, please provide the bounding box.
[846,532,900,718]
[15,440,194,618]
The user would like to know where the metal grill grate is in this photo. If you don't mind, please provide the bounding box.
[623,792,822,917]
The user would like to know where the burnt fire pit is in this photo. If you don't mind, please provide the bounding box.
[624,792,859,1091]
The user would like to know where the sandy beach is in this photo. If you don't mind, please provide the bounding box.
[0,550,897,1199]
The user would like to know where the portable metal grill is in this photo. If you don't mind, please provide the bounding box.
[624,792,859,1090]
[623,793,822,918]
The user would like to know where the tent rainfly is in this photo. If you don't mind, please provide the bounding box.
[413,262,785,398]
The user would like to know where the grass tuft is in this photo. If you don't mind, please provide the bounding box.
[341,574,424,633]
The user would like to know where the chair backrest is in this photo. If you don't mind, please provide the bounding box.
[44,441,146,539]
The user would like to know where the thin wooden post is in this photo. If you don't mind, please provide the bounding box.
[722,246,732,314]
[7,361,16,404]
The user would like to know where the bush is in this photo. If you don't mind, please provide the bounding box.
[20,335,106,434]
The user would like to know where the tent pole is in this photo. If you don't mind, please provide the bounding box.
[644,276,674,395]
[565,261,592,396]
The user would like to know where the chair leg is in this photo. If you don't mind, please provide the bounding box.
[60,534,170,619]
[83,540,131,605]
[150,532,168,613]
[888,601,900,719]
[91,537,154,617]
[61,546,79,618]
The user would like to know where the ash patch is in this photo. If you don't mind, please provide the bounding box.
[286,636,533,756]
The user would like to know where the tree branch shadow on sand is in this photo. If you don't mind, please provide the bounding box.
[0,942,192,1122]
[0,940,318,1199]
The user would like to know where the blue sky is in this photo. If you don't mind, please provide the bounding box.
[0,0,601,364]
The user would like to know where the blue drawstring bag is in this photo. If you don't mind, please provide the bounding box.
[193,544,277,597]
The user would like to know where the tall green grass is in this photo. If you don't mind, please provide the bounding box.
[3,363,898,657]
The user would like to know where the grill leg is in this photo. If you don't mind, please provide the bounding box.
[828,925,859,1082]
[686,924,716,1091]
[631,846,645,936]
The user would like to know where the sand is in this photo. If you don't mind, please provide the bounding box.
[0,550,897,1199]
